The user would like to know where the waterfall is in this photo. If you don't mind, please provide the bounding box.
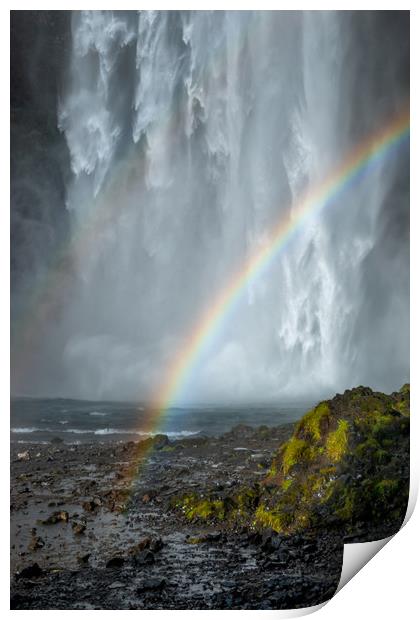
[12,11,409,402]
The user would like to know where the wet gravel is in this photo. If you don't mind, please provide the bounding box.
[11,424,344,609]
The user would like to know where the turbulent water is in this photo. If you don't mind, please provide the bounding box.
[10,397,307,443]
[11,11,409,404]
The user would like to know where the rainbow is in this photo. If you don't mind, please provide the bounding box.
[13,105,410,492]
[134,108,409,443]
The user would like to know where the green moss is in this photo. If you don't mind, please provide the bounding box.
[334,487,356,521]
[375,448,390,464]
[267,461,279,478]
[187,536,205,544]
[372,414,395,435]
[236,486,260,510]
[174,494,227,522]
[308,474,324,494]
[173,486,261,525]
[326,419,349,462]
[374,479,399,500]
[359,395,387,415]
[281,437,319,474]
[282,478,293,491]
[282,437,307,474]
[254,503,293,533]
[354,436,380,458]
[319,466,337,477]
[174,385,409,538]
[297,402,330,441]
[393,393,410,423]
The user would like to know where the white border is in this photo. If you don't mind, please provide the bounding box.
[2,4,417,618]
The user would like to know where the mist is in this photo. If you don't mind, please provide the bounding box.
[11,11,409,404]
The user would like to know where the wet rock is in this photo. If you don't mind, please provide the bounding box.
[137,577,166,593]
[151,434,170,450]
[141,490,158,503]
[109,581,125,589]
[10,593,32,609]
[15,563,43,580]
[133,550,155,566]
[50,437,63,444]
[82,500,94,512]
[186,531,221,544]
[28,535,45,551]
[246,531,262,545]
[149,537,164,552]
[230,424,254,438]
[249,453,266,461]
[262,550,289,569]
[82,499,100,512]
[132,536,152,552]
[186,536,204,545]
[103,488,130,512]
[131,536,163,554]
[71,520,86,535]
[41,510,69,525]
[77,553,90,564]
[106,556,125,568]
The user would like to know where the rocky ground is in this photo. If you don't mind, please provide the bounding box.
[11,385,409,610]
[10,423,343,610]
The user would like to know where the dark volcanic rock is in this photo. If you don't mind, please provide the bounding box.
[130,536,163,555]
[11,593,31,609]
[106,556,125,568]
[149,537,164,553]
[15,563,43,580]
[133,550,155,566]
[9,385,408,610]
[137,578,167,593]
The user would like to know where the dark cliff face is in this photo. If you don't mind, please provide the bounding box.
[11,12,74,394]
[345,12,410,391]
[10,11,71,302]
[11,11,71,117]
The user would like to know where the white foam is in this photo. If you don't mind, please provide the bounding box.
[93,428,130,435]
[11,427,44,433]
[166,431,200,438]
[11,426,201,439]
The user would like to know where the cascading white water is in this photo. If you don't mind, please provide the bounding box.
[52,10,408,403]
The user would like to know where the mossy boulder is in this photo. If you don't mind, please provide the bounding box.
[171,385,409,542]
[256,384,410,538]
[171,484,261,527]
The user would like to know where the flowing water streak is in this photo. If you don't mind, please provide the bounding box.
[12,11,409,407]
